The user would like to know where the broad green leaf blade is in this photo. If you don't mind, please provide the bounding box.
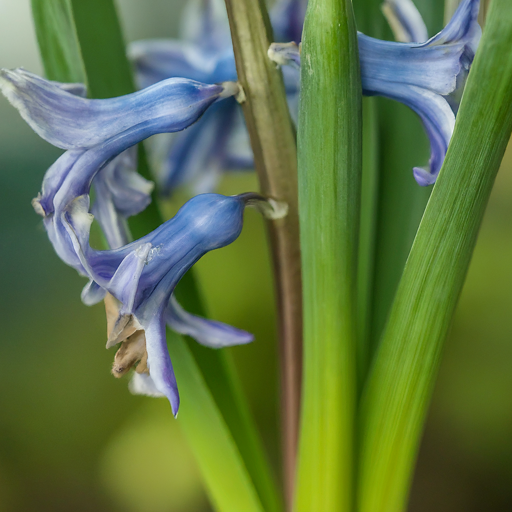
[169,332,265,512]
[31,2,278,511]
[357,97,379,383]
[69,0,135,98]
[176,272,283,512]
[358,2,512,511]
[294,0,361,510]
[30,0,85,83]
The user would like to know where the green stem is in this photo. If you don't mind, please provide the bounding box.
[223,0,301,507]
[294,0,362,510]
[358,2,512,510]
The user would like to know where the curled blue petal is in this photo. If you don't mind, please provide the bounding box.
[381,0,428,43]
[1,69,238,266]
[166,295,253,348]
[270,0,480,185]
[358,33,465,96]
[144,316,180,416]
[423,0,480,54]
[62,193,252,412]
[0,68,235,150]
[92,146,154,249]
[365,78,455,185]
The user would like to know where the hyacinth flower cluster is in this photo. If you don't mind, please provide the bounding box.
[0,0,480,416]
[269,0,481,186]
[0,68,274,415]
[128,0,306,196]
[5,0,512,509]
[132,0,479,192]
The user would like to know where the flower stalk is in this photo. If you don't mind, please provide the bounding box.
[223,0,301,507]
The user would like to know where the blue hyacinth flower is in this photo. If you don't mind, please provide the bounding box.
[0,68,255,412]
[64,192,255,414]
[0,67,239,260]
[269,0,481,186]
[128,0,304,197]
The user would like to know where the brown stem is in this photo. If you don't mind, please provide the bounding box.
[223,0,302,508]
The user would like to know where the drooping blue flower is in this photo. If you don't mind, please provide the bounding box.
[0,67,257,412]
[128,0,303,196]
[63,192,256,414]
[0,67,239,261]
[269,0,481,186]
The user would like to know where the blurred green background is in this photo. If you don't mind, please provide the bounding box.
[0,1,511,511]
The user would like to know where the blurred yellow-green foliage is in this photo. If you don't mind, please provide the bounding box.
[0,1,511,511]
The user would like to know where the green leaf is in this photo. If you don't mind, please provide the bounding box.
[294,0,361,510]
[358,2,512,511]
[30,2,278,511]
[69,0,135,98]
[169,331,265,512]
[30,0,85,83]
[357,97,379,383]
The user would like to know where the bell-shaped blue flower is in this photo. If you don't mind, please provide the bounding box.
[128,0,304,197]
[0,67,239,263]
[269,0,481,186]
[63,193,256,415]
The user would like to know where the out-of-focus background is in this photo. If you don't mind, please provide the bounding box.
[0,1,510,511]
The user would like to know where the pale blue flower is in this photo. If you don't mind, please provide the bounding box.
[0,67,239,261]
[128,0,303,196]
[269,0,481,185]
[64,192,255,415]
[0,68,254,412]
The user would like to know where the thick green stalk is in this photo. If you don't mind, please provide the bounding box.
[223,0,301,506]
[358,2,512,511]
[30,2,279,511]
[294,1,361,511]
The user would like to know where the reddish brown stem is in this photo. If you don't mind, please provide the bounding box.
[224,0,302,508]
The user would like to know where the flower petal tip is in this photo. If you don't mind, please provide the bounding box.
[413,166,437,187]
